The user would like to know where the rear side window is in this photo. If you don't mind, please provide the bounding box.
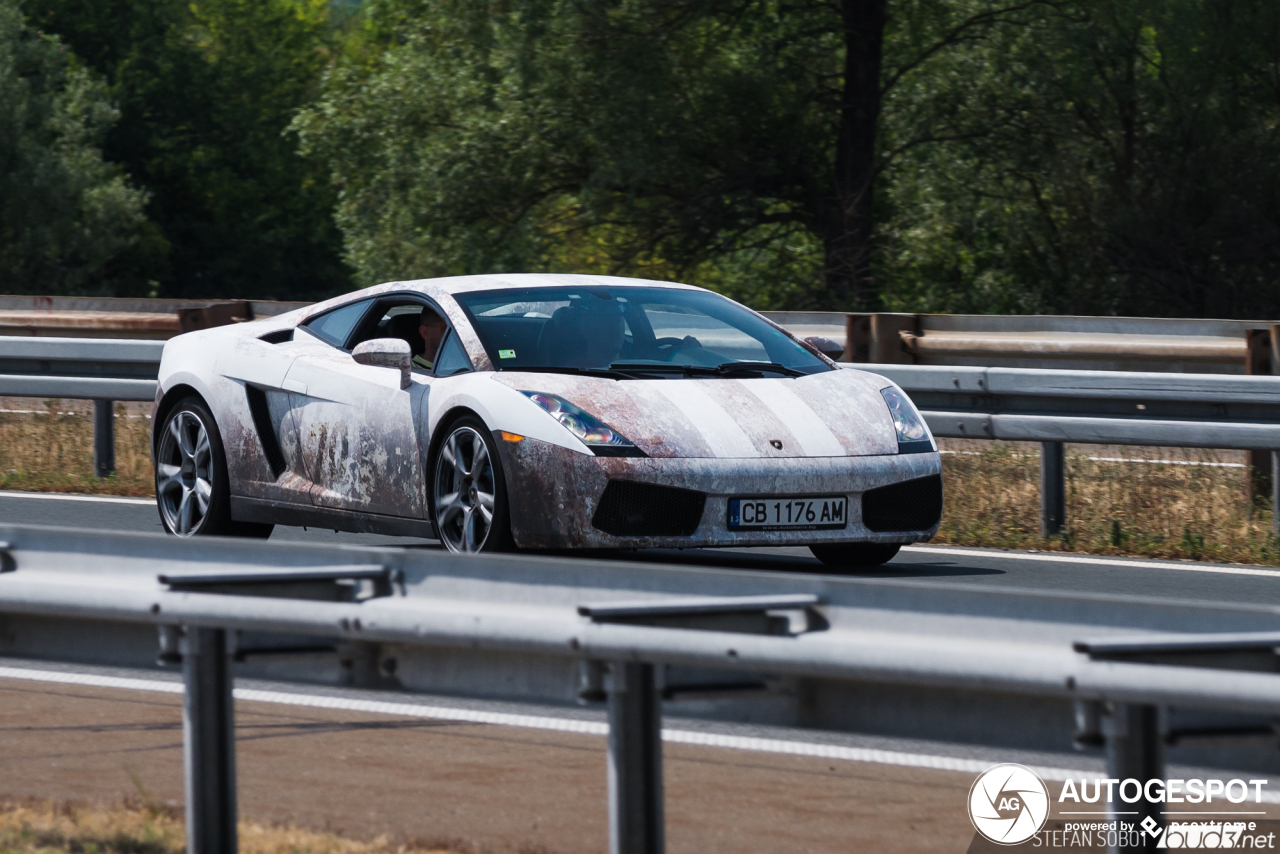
[302,299,373,348]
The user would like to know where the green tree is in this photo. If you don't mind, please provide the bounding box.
[24,0,353,300]
[883,0,1280,318]
[0,0,147,294]
[295,0,1041,309]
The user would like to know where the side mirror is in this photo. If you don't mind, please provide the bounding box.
[352,338,412,389]
[805,336,845,362]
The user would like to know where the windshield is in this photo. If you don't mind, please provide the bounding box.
[454,286,830,377]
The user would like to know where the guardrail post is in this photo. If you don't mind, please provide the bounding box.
[93,399,115,478]
[183,627,237,854]
[1040,441,1065,537]
[607,662,663,854]
[1104,703,1162,852]
[1272,451,1279,537]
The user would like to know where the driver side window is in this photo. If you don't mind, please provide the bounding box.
[348,298,465,376]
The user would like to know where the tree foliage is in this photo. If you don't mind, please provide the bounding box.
[294,0,833,304]
[11,0,1280,317]
[22,0,352,299]
[297,0,1280,317]
[883,0,1280,318]
[294,0,1089,311]
[0,0,147,294]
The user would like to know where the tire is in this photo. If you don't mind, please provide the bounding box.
[809,542,902,568]
[227,520,274,539]
[431,416,514,553]
[155,396,274,539]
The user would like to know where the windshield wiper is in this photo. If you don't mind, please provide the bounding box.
[713,361,806,377]
[609,362,701,373]
[499,365,637,380]
[609,361,806,378]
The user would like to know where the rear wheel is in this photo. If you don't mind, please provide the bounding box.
[809,542,902,568]
[431,417,513,553]
[155,396,273,539]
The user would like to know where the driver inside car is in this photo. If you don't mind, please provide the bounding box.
[414,308,448,371]
[578,305,625,367]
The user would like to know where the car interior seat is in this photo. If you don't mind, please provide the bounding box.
[536,305,625,367]
[536,307,588,365]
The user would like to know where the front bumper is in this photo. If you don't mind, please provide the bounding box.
[495,436,942,550]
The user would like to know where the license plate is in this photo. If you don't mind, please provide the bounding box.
[727,496,848,531]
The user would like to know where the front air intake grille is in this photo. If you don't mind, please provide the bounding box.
[592,481,706,538]
[862,474,943,532]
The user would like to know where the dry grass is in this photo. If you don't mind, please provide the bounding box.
[936,438,1279,565]
[0,398,1275,565]
[0,399,153,496]
[0,799,476,854]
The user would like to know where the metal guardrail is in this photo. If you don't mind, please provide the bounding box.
[847,363,1280,537]
[0,337,161,477]
[0,336,165,365]
[1,337,1277,533]
[762,311,1277,374]
[0,297,1265,370]
[0,297,304,339]
[853,363,1280,440]
[0,525,1278,853]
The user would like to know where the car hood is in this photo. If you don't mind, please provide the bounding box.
[490,368,900,458]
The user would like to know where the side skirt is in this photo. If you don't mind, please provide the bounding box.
[230,496,436,539]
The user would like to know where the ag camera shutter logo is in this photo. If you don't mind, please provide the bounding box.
[969,763,1051,845]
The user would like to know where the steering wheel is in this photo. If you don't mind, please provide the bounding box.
[654,335,702,359]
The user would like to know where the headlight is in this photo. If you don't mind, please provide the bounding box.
[880,387,932,448]
[522,392,636,447]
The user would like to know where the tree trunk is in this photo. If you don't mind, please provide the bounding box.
[820,0,886,310]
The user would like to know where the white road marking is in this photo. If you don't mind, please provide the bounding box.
[0,491,154,506]
[1,664,1272,800]
[0,409,149,418]
[903,545,1280,579]
[1085,456,1244,468]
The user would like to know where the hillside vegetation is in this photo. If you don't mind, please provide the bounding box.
[5,0,1280,317]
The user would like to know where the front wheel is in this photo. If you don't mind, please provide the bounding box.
[431,417,513,553]
[155,396,272,538]
[809,542,902,568]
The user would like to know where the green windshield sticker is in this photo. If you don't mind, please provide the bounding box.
[499,349,516,359]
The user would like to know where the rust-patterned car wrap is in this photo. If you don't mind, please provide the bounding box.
[152,273,943,550]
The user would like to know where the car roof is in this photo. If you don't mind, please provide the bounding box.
[399,273,703,296]
[292,273,709,332]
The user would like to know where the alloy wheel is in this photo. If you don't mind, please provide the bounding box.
[433,425,497,553]
[156,409,214,536]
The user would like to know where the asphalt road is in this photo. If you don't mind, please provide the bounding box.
[2,659,1275,854]
[3,490,1280,606]
[0,666,985,854]
[3,492,1279,851]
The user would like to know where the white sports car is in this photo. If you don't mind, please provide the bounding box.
[151,274,942,566]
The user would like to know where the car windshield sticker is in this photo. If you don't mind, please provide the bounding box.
[499,349,517,359]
